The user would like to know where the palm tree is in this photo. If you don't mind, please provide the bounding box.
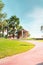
[0,0,7,37]
[7,16,20,38]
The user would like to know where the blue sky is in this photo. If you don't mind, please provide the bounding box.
[2,0,43,38]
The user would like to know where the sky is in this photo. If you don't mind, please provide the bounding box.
[2,0,43,38]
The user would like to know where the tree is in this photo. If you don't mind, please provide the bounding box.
[7,15,20,38]
[0,0,7,37]
[17,26,23,31]
[0,0,6,21]
[0,0,4,11]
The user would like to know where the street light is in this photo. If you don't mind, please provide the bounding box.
[41,26,43,37]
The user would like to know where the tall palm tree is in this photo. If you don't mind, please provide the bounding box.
[0,1,7,28]
[8,16,20,38]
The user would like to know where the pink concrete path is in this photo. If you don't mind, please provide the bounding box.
[0,40,43,65]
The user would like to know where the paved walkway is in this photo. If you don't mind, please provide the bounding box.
[0,40,43,65]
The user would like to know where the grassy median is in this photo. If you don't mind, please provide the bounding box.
[0,38,35,59]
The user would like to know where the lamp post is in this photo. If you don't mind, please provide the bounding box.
[41,26,43,38]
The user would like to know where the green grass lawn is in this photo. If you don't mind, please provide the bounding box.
[37,40,43,42]
[0,38,35,59]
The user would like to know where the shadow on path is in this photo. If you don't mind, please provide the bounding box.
[36,62,43,65]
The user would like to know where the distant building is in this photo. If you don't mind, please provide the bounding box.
[17,29,30,39]
[0,28,30,39]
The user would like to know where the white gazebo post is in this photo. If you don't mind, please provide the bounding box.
[4,29,7,37]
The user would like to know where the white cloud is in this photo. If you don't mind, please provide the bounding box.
[29,8,43,18]
[26,7,43,38]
